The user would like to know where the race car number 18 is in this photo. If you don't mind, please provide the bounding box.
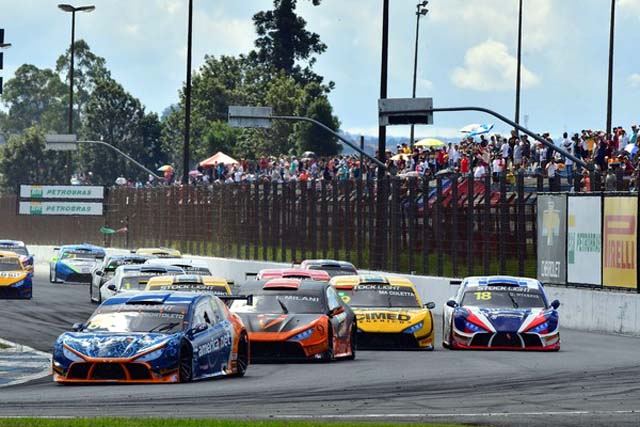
[474,291,491,300]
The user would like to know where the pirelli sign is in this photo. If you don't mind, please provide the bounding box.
[18,185,105,216]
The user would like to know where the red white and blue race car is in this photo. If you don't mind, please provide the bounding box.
[442,276,560,351]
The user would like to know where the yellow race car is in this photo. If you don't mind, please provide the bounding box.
[0,250,33,299]
[145,275,231,296]
[331,274,435,350]
[133,247,182,258]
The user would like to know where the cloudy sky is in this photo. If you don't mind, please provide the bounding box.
[1,0,638,140]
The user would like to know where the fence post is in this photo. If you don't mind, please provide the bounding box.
[356,179,364,269]
[367,180,375,270]
[536,173,544,192]
[483,173,491,275]
[280,182,287,263]
[451,173,459,278]
[300,181,307,261]
[391,177,400,272]
[436,177,443,276]
[310,180,318,260]
[422,177,430,275]
[332,179,339,261]
[517,171,525,276]
[499,173,508,274]
[321,180,328,260]
[344,179,352,263]
[253,181,259,260]
[466,173,474,277]
[408,177,416,274]
[290,180,297,262]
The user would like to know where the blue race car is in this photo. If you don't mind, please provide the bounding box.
[0,251,33,299]
[442,276,561,351]
[50,244,106,284]
[0,240,34,270]
[52,291,251,383]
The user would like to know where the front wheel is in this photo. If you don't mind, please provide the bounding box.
[234,331,249,377]
[49,268,57,283]
[320,327,334,362]
[345,324,356,360]
[179,342,193,382]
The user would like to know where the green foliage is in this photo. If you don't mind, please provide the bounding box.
[203,121,241,159]
[0,127,67,190]
[80,79,164,184]
[0,64,67,134]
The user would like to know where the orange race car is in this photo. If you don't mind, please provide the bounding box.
[230,279,356,361]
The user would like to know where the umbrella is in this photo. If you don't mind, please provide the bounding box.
[624,143,638,155]
[460,123,481,133]
[390,153,409,161]
[467,123,494,137]
[301,151,317,159]
[189,170,203,177]
[158,165,173,172]
[115,177,127,185]
[415,138,445,148]
[199,152,239,167]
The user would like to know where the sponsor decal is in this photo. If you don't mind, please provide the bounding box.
[356,312,411,323]
[537,195,567,284]
[196,333,232,357]
[603,197,638,289]
[0,272,22,278]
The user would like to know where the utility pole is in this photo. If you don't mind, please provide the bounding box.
[410,2,429,148]
[378,0,390,177]
[515,0,523,134]
[606,0,616,136]
[182,0,194,194]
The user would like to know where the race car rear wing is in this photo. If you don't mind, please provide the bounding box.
[245,272,258,280]
[219,294,253,306]
[450,280,462,286]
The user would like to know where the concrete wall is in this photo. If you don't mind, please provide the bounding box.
[28,246,640,336]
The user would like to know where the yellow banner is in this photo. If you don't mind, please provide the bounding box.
[603,197,638,289]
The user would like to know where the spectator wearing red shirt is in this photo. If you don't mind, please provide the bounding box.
[460,154,470,176]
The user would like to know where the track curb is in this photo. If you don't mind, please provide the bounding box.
[0,337,51,388]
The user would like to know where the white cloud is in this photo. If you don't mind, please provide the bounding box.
[451,40,540,92]
[630,73,640,88]
[619,0,640,19]
[417,78,433,91]
[125,24,139,36]
[158,0,181,15]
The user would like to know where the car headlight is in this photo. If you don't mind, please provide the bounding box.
[527,322,549,334]
[62,346,84,362]
[11,280,24,288]
[464,320,485,333]
[403,321,424,334]
[136,348,165,362]
[289,328,314,342]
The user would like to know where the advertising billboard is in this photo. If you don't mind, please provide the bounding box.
[537,194,567,284]
[18,201,103,216]
[567,196,602,286]
[19,185,104,200]
[602,197,637,290]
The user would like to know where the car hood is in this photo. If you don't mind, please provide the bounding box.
[61,332,176,359]
[237,313,324,334]
[0,271,28,286]
[353,307,428,333]
[61,259,98,271]
[461,307,546,332]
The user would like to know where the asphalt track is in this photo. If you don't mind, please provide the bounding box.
[1,270,639,426]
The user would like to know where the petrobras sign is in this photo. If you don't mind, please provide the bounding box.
[19,185,104,200]
[567,196,602,286]
[18,201,103,216]
[537,194,567,285]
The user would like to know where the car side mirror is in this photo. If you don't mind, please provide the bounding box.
[330,306,345,317]
[446,299,458,308]
[107,284,117,292]
[51,256,58,262]
[71,322,84,332]
[95,271,103,276]
[550,299,560,310]
[25,265,34,273]
[190,323,208,334]
[424,301,436,310]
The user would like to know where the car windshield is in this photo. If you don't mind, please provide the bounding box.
[118,274,165,291]
[181,266,211,275]
[338,284,420,308]
[106,258,146,272]
[84,304,188,334]
[1,247,27,256]
[0,258,21,271]
[62,250,102,261]
[232,292,324,314]
[461,287,546,309]
[308,265,356,277]
[150,283,228,296]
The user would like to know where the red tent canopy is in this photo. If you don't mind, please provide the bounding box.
[199,151,239,167]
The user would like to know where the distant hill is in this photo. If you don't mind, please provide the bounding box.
[338,132,460,155]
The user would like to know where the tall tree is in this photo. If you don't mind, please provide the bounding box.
[295,83,341,155]
[0,64,67,134]
[0,127,67,191]
[253,0,328,85]
[80,79,161,184]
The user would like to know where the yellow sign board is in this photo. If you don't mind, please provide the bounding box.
[602,197,637,289]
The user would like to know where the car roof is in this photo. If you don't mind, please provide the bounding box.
[301,259,356,268]
[0,240,25,247]
[239,278,328,294]
[147,275,228,286]
[330,274,415,288]
[115,264,183,274]
[257,268,330,281]
[60,244,105,253]
[102,291,202,307]
[460,275,543,291]
[144,258,208,268]
[135,247,182,257]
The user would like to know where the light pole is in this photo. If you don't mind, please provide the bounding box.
[514,0,523,134]
[58,4,95,182]
[0,29,11,95]
[606,0,616,136]
[410,1,428,148]
[182,0,194,192]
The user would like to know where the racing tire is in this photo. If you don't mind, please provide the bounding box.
[179,342,193,383]
[320,327,334,362]
[49,268,57,284]
[233,331,249,377]
[345,324,356,360]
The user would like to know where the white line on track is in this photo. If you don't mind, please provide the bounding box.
[279,410,639,419]
[0,338,51,388]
